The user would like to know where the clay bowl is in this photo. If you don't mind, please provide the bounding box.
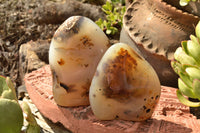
[164,0,200,17]
[125,0,134,7]
[120,0,200,87]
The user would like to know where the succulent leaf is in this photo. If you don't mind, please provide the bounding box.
[1,90,16,100]
[171,61,183,74]
[187,40,200,64]
[179,71,193,88]
[6,77,17,101]
[181,41,189,55]
[177,90,200,107]
[0,99,23,133]
[193,79,200,99]
[195,21,200,40]
[185,67,200,80]
[182,64,197,70]
[190,35,199,46]
[0,76,18,101]
[26,124,40,133]
[174,47,197,66]
[0,75,9,96]
[178,78,196,98]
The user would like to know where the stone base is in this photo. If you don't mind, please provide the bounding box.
[24,65,200,133]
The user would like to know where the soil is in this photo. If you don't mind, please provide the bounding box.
[0,0,58,87]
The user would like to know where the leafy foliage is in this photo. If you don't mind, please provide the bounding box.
[95,0,126,36]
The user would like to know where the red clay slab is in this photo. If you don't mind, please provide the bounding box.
[24,65,200,133]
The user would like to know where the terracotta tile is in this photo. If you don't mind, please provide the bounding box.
[24,65,200,133]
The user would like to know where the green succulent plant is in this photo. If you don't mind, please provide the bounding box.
[95,0,126,36]
[0,75,40,133]
[171,21,200,107]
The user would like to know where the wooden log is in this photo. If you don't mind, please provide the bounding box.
[33,0,106,24]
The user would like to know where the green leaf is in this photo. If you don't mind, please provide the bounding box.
[113,7,118,14]
[95,18,105,30]
[1,90,16,100]
[103,1,112,12]
[103,20,107,26]
[0,76,17,101]
[0,99,23,133]
[171,61,183,74]
[178,78,196,98]
[110,27,118,35]
[177,89,200,107]
[193,79,200,99]
[107,14,114,21]
[26,124,40,133]
[181,41,189,55]
[95,18,102,26]
[190,35,199,45]
[121,6,126,14]
[174,47,197,66]
[102,3,109,11]
[187,40,200,64]
[185,67,200,80]
[102,9,112,15]
[182,64,197,70]
[179,71,193,88]
[0,75,7,96]
[195,21,200,40]
[6,77,17,101]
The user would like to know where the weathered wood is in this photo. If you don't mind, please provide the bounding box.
[19,40,49,84]
[33,0,106,24]
[24,65,200,133]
